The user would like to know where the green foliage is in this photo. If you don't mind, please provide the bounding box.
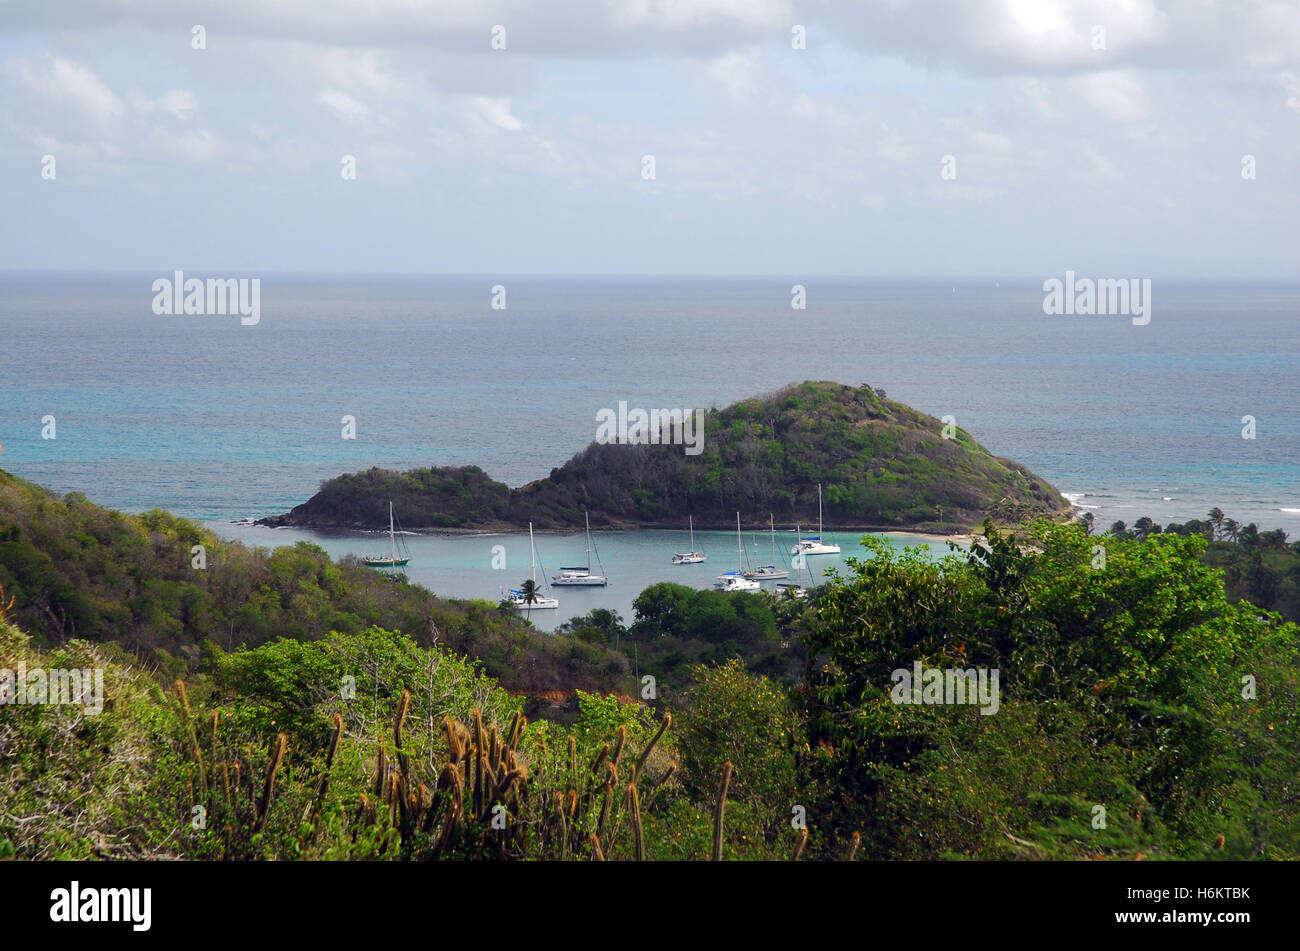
[5,464,1298,863]
[799,520,1300,860]
[0,616,738,861]
[623,582,800,698]
[677,660,800,841]
[262,382,1068,533]
[0,469,629,697]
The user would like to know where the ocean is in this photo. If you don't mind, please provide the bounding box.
[2,273,1297,629]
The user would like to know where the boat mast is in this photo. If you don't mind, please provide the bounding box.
[529,522,538,583]
[770,513,776,565]
[584,510,592,572]
[389,502,396,563]
[818,483,824,538]
[736,512,743,571]
[689,515,695,552]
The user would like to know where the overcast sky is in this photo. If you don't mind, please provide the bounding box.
[2,1,1297,276]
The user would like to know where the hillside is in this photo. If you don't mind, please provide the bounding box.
[258,381,1069,532]
[0,469,627,696]
[4,517,1298,862]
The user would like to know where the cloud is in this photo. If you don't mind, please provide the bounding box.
[470,96,524,132]
[131,89,198,120]
[1281,71,1300,112]
[8,55,124,127]
[1074,70,1149,120]
[316,89,370,121]
[0,1,1296,276]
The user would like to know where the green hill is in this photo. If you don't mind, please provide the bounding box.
[0,469,628,695]
[258,381,1069,532]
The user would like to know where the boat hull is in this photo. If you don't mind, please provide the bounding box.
[551,574,608,586]
[744,567,790,580]
[791,542,840,556]
[510,598,560,610]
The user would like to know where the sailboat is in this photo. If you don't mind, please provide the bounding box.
[745,513,791,580]
[509,523,559,612]
[362,502,411,568]
[552,511,608,586]
[791,483,840,556]
[671,515,708,564]
[715,513,761,592]
[777,529,815,598]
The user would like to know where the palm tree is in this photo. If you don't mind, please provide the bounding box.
[1207,508,1225,540]
[1109,520,1128,538]
[519,578,539,618]
[1224,518,1240,543]
[1260,529,1290,551]
[1133,516,1154,541]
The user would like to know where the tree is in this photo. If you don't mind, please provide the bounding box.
[797,520,1300,859]
[555,608,626,644]
[677,659,800,836]
[518,578,540,619]
[630,582,695,639]
[1261,529,1290,551]
[1207,508,1225,540]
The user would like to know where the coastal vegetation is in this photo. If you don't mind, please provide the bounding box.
[256,381,1069,533]
[1101,509,1300,623]
[0,469,627,698]
[2,474,1297,860]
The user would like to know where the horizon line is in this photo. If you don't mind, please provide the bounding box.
[2,269,1299,284]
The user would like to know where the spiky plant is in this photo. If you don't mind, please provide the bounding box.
[712,762,732,862]
[254,733,288,833]
[627,784,644,861]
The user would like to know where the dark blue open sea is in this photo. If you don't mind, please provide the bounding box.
[2,273,1296,627]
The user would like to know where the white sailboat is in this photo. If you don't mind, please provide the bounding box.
[363,501,411,568]
[777,529,815,598]
[791,483,840,556]
[509,523,559,612]
[716,512,760,592]
[671,514,708,564]
[745,513,791,580]
[552,511,608,586]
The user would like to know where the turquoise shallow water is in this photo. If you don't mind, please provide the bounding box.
[207,522,958,632]
[2,273,1298,566]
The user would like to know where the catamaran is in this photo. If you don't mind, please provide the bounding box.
[745,513,791,580]
[791,483,840,556]
[671,515,708,564]
[362,501,411,568]
[552,511,608,586]
[716,512,761,592]
[509,523,559,611]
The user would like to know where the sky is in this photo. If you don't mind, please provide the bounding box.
[1,0,1298,277]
